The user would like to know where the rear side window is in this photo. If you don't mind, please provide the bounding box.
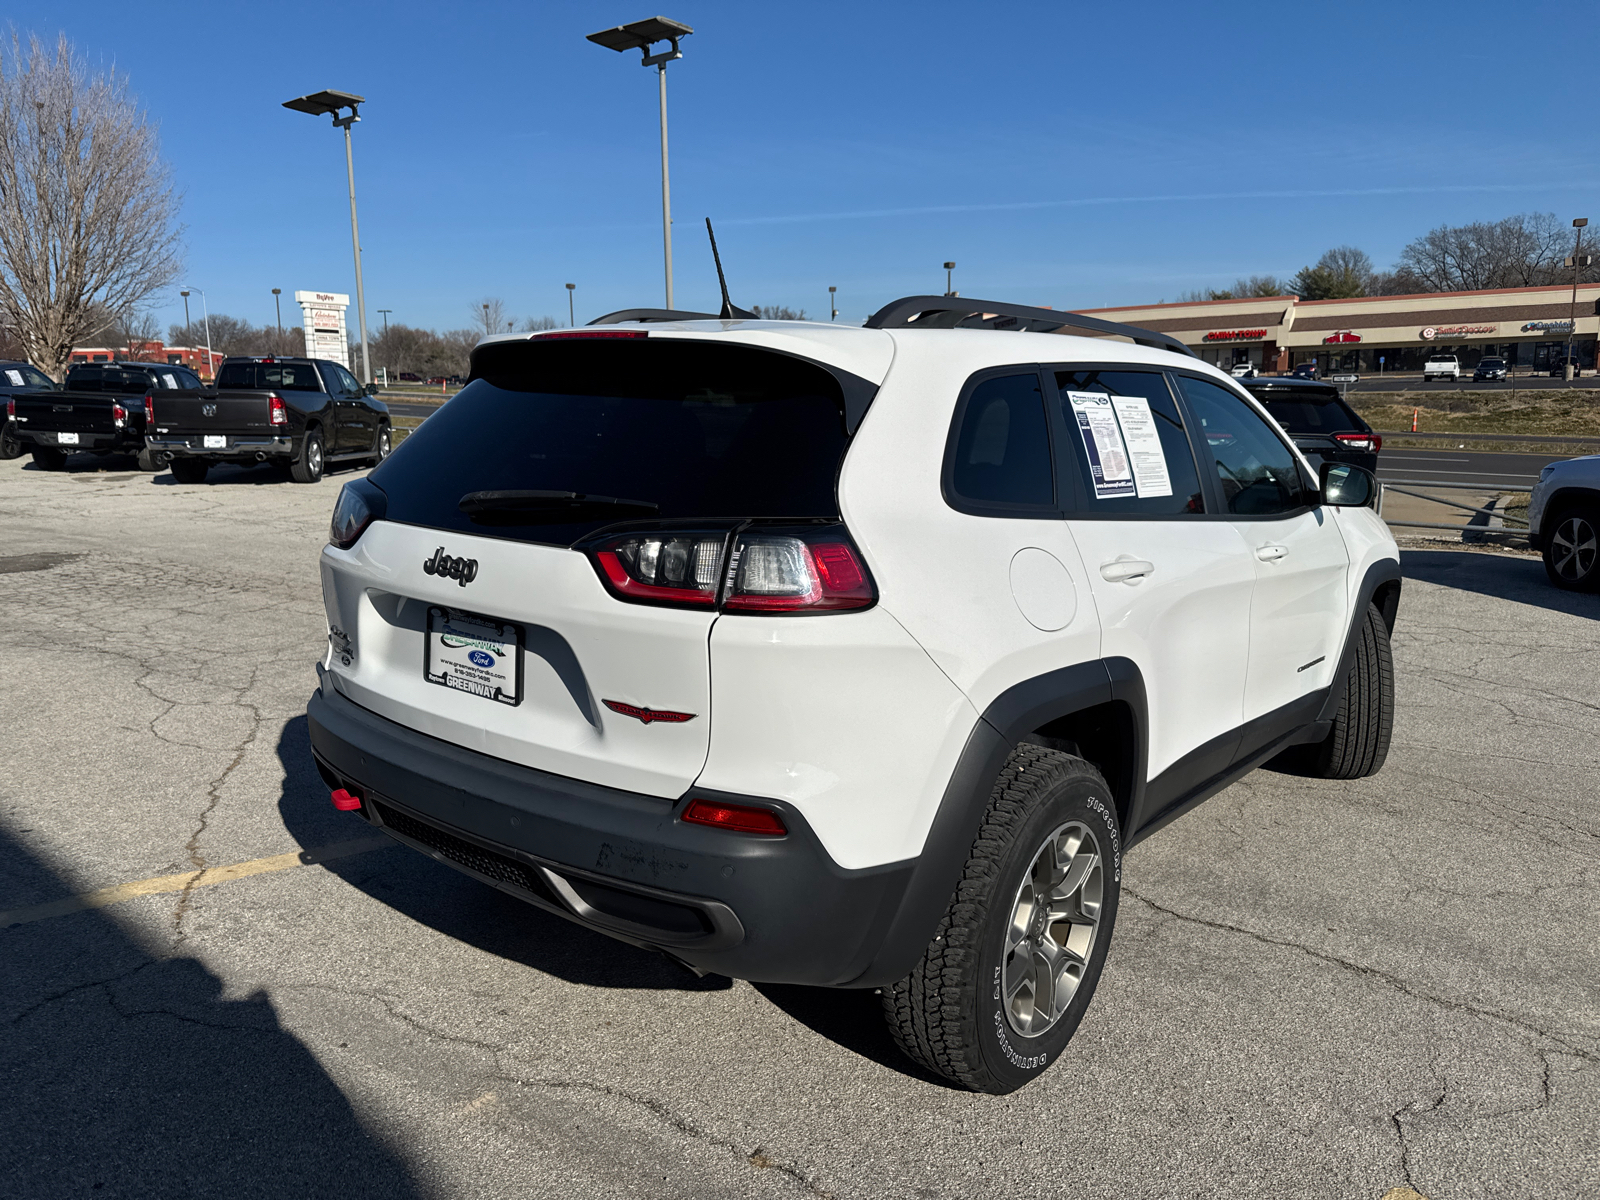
[1054,369,1204,516]
[1175,376,1312,516]
[946,372,1055,511]
[372,340,854,547]
[216,362,325,391]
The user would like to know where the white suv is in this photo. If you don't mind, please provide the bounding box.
[1529,454,1600,590]
[308,297,1401,1094]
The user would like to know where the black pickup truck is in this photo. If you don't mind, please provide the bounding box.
[146,356,390,484]
[1,360,61,459]
[10,361,201,471]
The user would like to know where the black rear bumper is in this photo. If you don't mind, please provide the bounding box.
[148,434,294,460]
[305,681,915,985]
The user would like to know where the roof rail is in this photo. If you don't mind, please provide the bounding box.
[588,307,721,325]
[862,295,1196,358]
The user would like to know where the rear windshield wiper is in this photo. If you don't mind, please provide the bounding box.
[458,489,660,525]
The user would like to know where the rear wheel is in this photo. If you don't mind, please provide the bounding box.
[368,422,391,468]
[168,458,209,484]
[882,745,1121,1094]
[0,423,22,459]
[30,447,67,471]
[290,429,324,483]
[1543,505,1600,591]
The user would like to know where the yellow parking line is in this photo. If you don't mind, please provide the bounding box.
[0,834,394,928]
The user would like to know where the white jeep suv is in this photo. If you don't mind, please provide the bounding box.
[308,297,1401,1094]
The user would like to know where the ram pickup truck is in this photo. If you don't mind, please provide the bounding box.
[0,360,60,459]
[146,356,391,484]
[1422,353,1460,382]
[10,361,201,470]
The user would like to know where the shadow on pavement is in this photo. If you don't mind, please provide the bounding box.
[273,716,729,994]
[751,983,957,1087]
[0,826,422,1198]
[1403,549,1596,619]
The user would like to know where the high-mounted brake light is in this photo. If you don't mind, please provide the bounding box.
[143,393,155,426]
[681,798,786,836]
[534,330,648,341]
[1334,432,1382,453]
[269,394,287,426]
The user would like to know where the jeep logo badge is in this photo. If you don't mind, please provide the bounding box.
[424,547,478,587]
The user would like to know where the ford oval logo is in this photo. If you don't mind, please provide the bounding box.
[468,650,495,668]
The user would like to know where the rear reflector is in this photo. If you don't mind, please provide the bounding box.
[681,799,787,836]
[330,788,362,811]
[535,330,648,340]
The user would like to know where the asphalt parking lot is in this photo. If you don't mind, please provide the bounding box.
[1,453,1595,1199]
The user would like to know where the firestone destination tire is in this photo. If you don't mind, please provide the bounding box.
[882,744,1122,1094]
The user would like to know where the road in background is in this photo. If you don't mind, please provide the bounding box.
[1377,448,1567,489]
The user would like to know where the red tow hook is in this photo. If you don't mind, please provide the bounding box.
[330,788,362,811]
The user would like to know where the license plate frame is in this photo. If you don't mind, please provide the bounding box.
[423,606,523,707]
[56,432,79,446]
[203,434,227,449]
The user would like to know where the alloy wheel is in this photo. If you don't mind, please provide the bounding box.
[1002,820,1104,1037]
[1551,515,1597,582]
[309,438,323,475]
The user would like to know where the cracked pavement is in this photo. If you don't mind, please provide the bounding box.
[1,454,1596,1198]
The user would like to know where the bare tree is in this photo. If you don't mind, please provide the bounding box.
[522,315,558,332]
[1175,276,1289,302]
[1290,247,1374,299]
[473,298,507,336]
[753,305,807,320]
[110,308,160,358]
[0,32,184,379]
[1394,212,1590,292]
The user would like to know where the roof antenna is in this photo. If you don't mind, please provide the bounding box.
[705,219,757,319]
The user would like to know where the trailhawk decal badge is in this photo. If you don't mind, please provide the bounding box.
[423,547,478,587]
[603,700,697,725]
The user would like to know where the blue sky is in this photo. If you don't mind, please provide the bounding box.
[18,1,1599,334]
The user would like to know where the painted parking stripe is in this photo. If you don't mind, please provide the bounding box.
[0,835,394,929]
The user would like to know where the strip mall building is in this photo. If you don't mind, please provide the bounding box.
[1076,283,1600,375]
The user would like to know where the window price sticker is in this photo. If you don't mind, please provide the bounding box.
[1067,391,1172,500]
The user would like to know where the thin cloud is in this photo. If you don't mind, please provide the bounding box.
[721,182,1600,227]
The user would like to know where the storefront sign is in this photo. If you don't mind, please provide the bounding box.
[1322,331,1361,344]
[1202,329,1267,342]
[1419,324,1496,339]
[1521,320,1574,333]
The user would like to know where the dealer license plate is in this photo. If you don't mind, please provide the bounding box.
[57,432,79,445]
[203,434,227,449]
[424,606,522,706]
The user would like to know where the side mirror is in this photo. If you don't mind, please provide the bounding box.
[364,382,380,396]
[1320,461,1377,508]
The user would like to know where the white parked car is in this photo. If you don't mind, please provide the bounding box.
[1423,353,1460,382]
[308,296,1401,1093]
[1529,454,1600,590]
[1229,362,1258,378]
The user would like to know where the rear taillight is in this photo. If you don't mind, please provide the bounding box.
[329,479,386,549]
[582,523,876,614]
[111,402,127,426]
[681,798,787,836]
[269,394,287,426]
[5,398,13,419]
[1334,433,1381,453]
[143,394,155,426]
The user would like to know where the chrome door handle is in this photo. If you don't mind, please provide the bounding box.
[1255,545,1289,562]
[1100,558,1155,584]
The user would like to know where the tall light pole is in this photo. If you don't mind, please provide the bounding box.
[588,17,694,311]
[944,261,957,296]
[829,285,837,322]
[282,89,373,384]
[180,290,191,333]
[271,288,283,348]
[181,288,213,381]
[377,308,391,336]
[566,283,576,326]
[1565,218,1589,381]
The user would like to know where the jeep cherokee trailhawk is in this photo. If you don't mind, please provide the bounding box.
[306,297,1400,1093]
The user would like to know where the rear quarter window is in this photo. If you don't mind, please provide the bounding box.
[371,339,857,547]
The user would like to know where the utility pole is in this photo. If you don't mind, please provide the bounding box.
[1565,218,1589,382]
[377,308,391,337]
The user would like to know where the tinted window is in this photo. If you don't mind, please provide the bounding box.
[1176,376,1311,516]
[1055,369,1204,516]
[65,368,103,391]
[215,362,325,391]
[947,373,1054,509]
[2,365,53,389]
[373,340,854,547]
[1252,390,1363,434]
[334,365,363,395]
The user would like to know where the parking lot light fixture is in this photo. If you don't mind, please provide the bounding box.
[566,282,576,326]
[587,16,694,311]
[282,89,373,384]
[272,288,284,344]
[1566,218,1589,380]
[829,285,837,322]
[181,287,213,381]
[179,289,191,332]
[944,262,956,296]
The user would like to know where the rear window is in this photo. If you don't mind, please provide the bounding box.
[216,362,324,391]
[1253,390,1363,434]
[371,339,855,546]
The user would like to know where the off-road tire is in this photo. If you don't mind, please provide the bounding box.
[136,447,164,472]
[1542,504,1600,592]
[290,429,324,484]
[168,458,209,484]
[882,745,1122,1094]
[30,447,67,471]
[1287,602,1394,779]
